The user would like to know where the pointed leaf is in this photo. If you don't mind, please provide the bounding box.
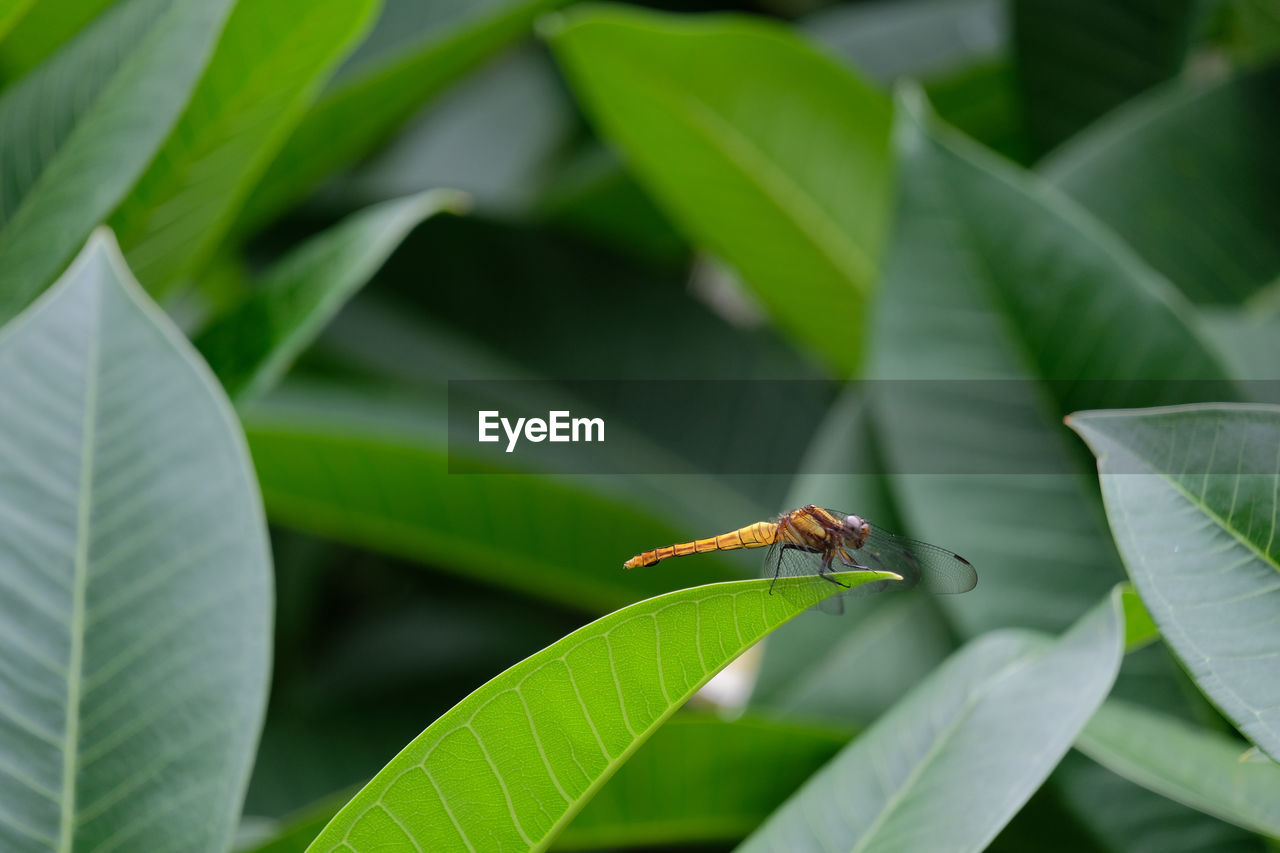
[0,231,272,851]
[0,0,235,325]
[305,570,897,851]
[107,0,380,295]
[546,4,892,376]
[870,87,1231,636]
[739,587,1125,853]
[196,189,469,403]
[1069,404,1280,760]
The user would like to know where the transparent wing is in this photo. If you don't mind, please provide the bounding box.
[760,540,898,614]
[851,525,977,594]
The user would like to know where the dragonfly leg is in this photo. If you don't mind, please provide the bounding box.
[819,551,851,588]
[818,571,850,589]
[838,551,870,570]
[769,545,793,595]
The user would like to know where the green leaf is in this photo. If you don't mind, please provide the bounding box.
[242,0,564,231]
[0,0,35,45]
[1078,700,1280,838]
[546,4,892,377]
[869,86,1231,636]
[1052,752,1266,853]
[803,0,1004,83]
[242,383,761,612]
[0,230,272,851]
[1209,0,1280,65]
[802,0,1029,162]
[243,715,849,853]
[1042,63,1280,304]
[0,0,235,326]
[196,189,468,403]
[106,0,380,296]
[1068,404,1280,761]
[305,570,896,852]
[240,789,357,853]
[1012,0,1203,155]
[0,0,114,83]
[751,592,953,725]
[739,587,1125,853]
[558,714,849,850]
[1121,584,1160,651]
[1198,304,1280,380]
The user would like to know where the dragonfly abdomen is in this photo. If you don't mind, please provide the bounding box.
[623,521,778,568]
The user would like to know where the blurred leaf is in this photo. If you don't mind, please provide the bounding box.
[1207,0,1280,65]
[924,59,1030,163]
[240,789,355,853]
[985,780,1107,853]
[1050,642,1268,853]
[557,714,849,850]
[803,0,1004,83]
[196,189,468,403]
[739,588,1125,853]
[1069,404,1280,761]
[870,87,1231,637]
[802,0,1027,161]
[0,231,271,851]
[1078,700,1280,837]
[1054,752,1267,853]
[320,45,573,217]
[534,144,688,262]
[547,4,892,376]
[1013,0,1203,156]
[306,570,896,851]
[0,0,34,45]
[0,0,234,326]
[242,0,564,231]
[0,0,114,84]
[1121,585,1160,651]
[308,213,830,513]
[1198,305,1280,379]
[242,383,760,612]
[751,592,952,724]
[341,215,822,384]
[1043,63,1280,304]
[106,0,379,296]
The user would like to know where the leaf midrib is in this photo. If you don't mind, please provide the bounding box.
[1121,433,1280,575]
[59,278,101,853]
[847,644,1045,853]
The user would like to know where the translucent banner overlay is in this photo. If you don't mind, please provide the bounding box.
[447,380,1279,475]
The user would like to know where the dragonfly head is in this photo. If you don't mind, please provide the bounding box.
[844,514,870,548]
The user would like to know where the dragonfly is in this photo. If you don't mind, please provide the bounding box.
[623,505,976,597]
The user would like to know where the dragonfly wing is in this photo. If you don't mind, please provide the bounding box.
[761,541,898,611]
[855,526,977,594]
